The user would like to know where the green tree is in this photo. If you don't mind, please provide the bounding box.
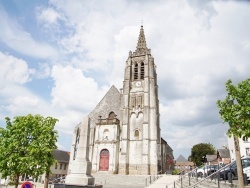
[217,79,250,138]
[217,78,250,188]
[191,143,216,166]
[0,114,58,188]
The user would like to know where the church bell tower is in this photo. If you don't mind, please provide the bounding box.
[119,25,161,175]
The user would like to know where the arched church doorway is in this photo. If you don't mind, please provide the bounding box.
[99,149,109,171]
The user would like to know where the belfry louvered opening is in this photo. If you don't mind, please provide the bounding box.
[134,63,138,80]
[140,62,144,79]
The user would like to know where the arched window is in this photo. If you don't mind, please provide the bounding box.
[140,62,144,80]
[100,149,109,155]
[134,63,138,80]
[134,130,139,139]
[108,112,115,119]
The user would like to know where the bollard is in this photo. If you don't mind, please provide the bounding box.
[181,176,183,188]
[228,172,232,183]
[217,170,220,188]
[244,173,248,186]
[189,174,191,186]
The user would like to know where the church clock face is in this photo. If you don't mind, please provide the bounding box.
[136,81,141,87]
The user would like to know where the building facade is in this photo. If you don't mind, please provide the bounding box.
[217,149,230,165]
[161,138,174,174]
[68,26,168,175]
[227,136,250,161]
[175,155,194,173]
[40,149,70,183]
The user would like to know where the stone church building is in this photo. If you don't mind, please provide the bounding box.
[68,26,172,175]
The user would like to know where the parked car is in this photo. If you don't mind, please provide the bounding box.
[220,157,250,180]
[48,178,60,184]
[196,164,218,177]
[26,179,34,184]
[242,165,250,181]
[60,176,66,183]
[48,178,54,184]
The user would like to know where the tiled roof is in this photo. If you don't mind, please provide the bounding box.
[52,149,70,163]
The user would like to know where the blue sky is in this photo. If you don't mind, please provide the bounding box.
[0,0,250,159]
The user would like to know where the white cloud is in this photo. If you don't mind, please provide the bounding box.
[1,84,54,118]
[37,7,61,24]
[0,52,30,87]
[49,65,110,133]
[51,65,107,112]
[30,63,51,79]
[56,142,66,151]
[0,7,58,59]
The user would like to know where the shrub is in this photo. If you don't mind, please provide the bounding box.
[172,169,181,175]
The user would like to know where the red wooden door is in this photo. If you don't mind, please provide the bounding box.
[99,149,109,171]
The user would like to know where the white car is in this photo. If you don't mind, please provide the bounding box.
[243,166,250,180]
[196,165,218,177]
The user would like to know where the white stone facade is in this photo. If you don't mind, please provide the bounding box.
[67,26,163,175]
[228,136,250,161]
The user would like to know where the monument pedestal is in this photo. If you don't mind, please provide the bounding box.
[65,173,102,188]
[65,118,103,188]
[65,174,95,186]
[65,161,94,185]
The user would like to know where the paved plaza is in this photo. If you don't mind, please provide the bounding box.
[147,175,179,188]
[7,175,180,188]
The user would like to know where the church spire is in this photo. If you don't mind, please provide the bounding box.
[133,25,150,56]
[136,25,147,50]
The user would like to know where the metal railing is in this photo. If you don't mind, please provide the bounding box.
[145,170,163,186]
[190,163,231,188]
[166,161,249,188]
[189,162,248,188]
[165,167,199,188]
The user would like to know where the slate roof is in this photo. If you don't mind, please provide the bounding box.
[176,155,188,162]
[217,149,230,158]
[52,149,70,163]
[88,85,122,127]
[206,154,217,162]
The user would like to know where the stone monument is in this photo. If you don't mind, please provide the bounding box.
[65,117,102,188]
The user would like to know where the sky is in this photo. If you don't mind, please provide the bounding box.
[0,0,250,160]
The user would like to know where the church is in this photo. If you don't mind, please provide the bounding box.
[67,25,173,175]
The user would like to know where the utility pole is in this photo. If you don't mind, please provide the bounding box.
[234,135,244,188]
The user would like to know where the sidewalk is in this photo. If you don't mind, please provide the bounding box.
[147,175,179,188]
